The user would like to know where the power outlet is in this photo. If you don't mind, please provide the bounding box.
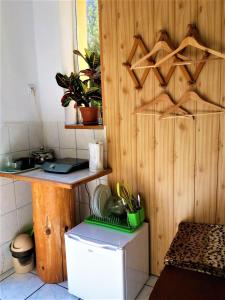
[27,83,36,96]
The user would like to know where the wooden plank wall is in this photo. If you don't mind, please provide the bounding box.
[99,0,225,275]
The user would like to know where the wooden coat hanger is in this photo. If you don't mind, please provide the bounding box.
[160,90,225,119]
[134,92,193,118]
[131,30,188,69]
[130,30,194,85]
[171,57,221,66]
[154,24,225,68]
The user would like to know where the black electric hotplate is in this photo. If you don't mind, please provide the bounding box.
[41,158,89,174]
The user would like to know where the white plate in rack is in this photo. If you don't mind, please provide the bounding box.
[92,184,111,217]
[91,184,102,216]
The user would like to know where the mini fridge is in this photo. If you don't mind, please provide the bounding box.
[65,222,149,300]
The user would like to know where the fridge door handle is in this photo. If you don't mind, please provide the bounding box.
[67,234,119,251]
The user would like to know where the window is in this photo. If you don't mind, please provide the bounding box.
[87,0,99,51]
[76,0,100,70]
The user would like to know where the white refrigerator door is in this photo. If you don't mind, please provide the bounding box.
[65,234,125,300]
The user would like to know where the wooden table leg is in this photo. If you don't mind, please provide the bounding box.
[32,182,75,283]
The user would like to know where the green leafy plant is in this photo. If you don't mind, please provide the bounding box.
[55,72,101,107]
[25,226,34,237]
[56,48,102,108]
[73,49,101,87]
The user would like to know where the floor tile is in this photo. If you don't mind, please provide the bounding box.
[0,272,44,300]
[145,275,158,287]
[136,285,153,300]
[28,284,78,300]
[0,269,156,300]
[57,280,68,289]
[30,268,37,275]
[0,268,14,282]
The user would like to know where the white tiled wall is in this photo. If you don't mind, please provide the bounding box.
[0,122,43,274]
[43,121,108,224]
[43,122,107,159]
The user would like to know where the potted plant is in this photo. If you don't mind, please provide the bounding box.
[55,72,102,125]
[75,79,102,125]
[73,49,102,124]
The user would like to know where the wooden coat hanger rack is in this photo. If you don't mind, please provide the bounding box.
[123,35,165,89]
[134,92,193,119]
[131,30,193,85]
[160,90,225,119]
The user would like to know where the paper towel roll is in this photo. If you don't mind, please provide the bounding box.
[89,142,104,172]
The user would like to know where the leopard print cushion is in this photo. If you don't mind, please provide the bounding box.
[165,222,225,277]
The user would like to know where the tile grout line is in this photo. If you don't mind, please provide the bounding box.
[24,283,46,300]
[27,123,32,152]
[144,283,155,288]
[56,283,68,290]
[29,271,70,292]
[0,268,38,284]
[0,271,15,283]
[135,285,145,299]
[0,206,18,218]
[30,270,39,277]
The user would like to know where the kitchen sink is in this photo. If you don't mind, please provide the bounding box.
[0,157,39,174]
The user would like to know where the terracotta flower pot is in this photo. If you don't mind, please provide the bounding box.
[79,107,99,125]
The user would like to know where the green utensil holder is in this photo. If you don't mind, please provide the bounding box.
[127,207,145,228]
[127,211,140,228]
[139,207,145,223]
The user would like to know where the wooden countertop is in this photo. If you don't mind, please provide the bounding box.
[0,168,112,189]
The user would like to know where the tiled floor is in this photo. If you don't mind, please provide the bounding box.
[0,268,158,300]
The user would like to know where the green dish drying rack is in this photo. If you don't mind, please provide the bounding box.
[85,207,145,233]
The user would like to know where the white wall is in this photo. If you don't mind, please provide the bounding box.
[0,0,44,274]
[0,0,3,124]
[33,0,75,122]
[1,0,41,123]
